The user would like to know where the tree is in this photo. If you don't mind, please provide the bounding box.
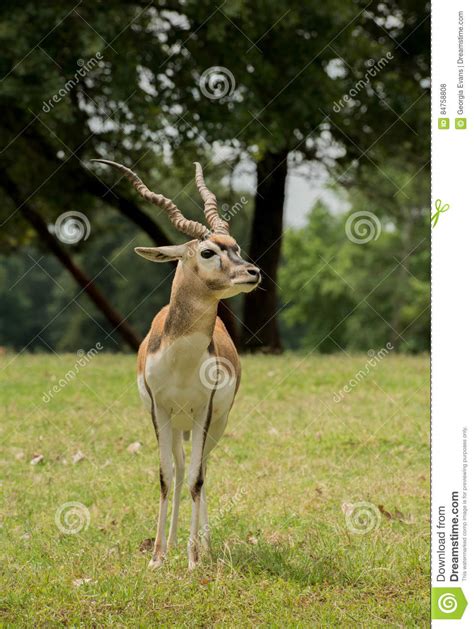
[125,0,429,350]
[279,163,429,353]
[0,173,141,350]
[0,0,429,352]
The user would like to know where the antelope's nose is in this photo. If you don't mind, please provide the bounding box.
[246,266,261,282]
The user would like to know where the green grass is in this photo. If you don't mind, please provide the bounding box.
[1,352,429,627]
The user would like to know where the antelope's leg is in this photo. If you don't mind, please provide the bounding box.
[149,404,173,570]
[199,483,209,552]
[167,429,185,548]
[187,416,207,570]
[199,413,228,552]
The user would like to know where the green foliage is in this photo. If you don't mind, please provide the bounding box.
[0,0,429,237]
[0,0,429,352]
[280,179,429,353]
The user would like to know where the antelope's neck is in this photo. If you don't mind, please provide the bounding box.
[163,265,218,352]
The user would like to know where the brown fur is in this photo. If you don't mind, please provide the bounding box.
[208,234,238,249]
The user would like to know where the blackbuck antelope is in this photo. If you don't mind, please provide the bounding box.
[92,158,261,569]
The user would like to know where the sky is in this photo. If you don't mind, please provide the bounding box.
[232,158,350,228]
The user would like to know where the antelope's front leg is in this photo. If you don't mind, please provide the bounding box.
[149,405,173,570]
[187,409,209,570]
[167,428,185,548]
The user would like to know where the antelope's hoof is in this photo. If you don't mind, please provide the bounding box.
[148,555,165,570]
[187,546,199,571]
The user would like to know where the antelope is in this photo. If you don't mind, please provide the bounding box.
[92,158,261,569]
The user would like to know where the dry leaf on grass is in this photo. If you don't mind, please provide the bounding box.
[139,538,154,553]
[127,441,142,454]
[246,533,258,545]
[73,578,95,587]
[341,502,354,516]
[264,531,287,546]
[72,450,85,464]
[378,505,415,524]
[394,510,416,525]
[378,504,392,519]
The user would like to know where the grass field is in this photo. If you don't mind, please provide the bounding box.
[1,352,429,627]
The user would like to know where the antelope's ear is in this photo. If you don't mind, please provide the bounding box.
[134,244,189,262]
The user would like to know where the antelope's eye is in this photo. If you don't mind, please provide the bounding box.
[201,249,216,259]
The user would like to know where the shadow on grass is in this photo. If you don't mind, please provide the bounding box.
[209,525,351,587]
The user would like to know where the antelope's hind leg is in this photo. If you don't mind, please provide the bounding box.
[200,413,228,553]
[187,418,207,570]
[187,412,228,568]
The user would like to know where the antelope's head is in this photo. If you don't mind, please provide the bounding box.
[92,159,261,300]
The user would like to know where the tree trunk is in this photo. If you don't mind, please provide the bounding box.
[242,150,288,352]
[21,205,141,351]
[0,171,142,352]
